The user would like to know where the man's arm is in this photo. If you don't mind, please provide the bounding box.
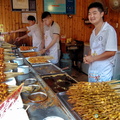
[84,51,116,64]
[11,28,27,33]
[46,34,59,50]
[40,34,59,54]
[16,34,29,41]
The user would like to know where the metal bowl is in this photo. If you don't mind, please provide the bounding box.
[17,65,29,74]
[24,78,37,86]
[13,58,23,65]
[28,92,48,103]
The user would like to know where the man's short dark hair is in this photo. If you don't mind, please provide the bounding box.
[88,2,104,13]
[41,11,51,19]
[27,15,36,21]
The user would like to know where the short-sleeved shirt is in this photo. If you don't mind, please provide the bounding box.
[88,22,117,82]
[90,22,117,62]
[27,24,42,51]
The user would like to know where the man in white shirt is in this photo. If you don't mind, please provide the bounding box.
[84,2,117,82]
[40,12,60,64]
[11,15,43,51]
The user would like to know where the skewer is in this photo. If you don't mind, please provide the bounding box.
[107,80,120,84]
[5,72,24,79]
[1,42,16,47]
[0,62,18,71]
[4,63,18,71]
[1,45,11,48]
[4,62,18,66]
[4,56,16,61]
[109,84,120,89]
[4,49,12,52]
[3,52,14,55]
[8,85,40,93]
[66,81,120,120]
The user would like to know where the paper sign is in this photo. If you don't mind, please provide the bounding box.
[0,83,23,118]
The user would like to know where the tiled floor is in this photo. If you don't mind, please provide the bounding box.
[70,68,88,82]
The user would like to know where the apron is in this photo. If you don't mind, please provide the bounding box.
[32,32,42,52]
[33,41,41,52]
[45,30,60,64]
[88,36,113,82]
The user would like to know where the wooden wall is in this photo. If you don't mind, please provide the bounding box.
[0,0,120,45]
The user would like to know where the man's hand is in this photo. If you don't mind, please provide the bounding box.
[83,55,89,64]
[84,55,94,64]
[16,37,22,41]
[40,49,46,55]
[10,31,16,34]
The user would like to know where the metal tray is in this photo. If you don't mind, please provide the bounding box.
[25,57,50,65]
[57,92,82,120]
[18,48,34,52]
[41,73,77,93]
[32,63,64,76]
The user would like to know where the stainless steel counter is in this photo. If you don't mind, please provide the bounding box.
[12,49,78,120]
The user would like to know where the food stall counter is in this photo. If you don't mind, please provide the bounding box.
[12,48,78,120]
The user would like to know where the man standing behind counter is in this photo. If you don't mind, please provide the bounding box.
[11,15,43,51]
[84,2,117,82]
[40,11,60,65]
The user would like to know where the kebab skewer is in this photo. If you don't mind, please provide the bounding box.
[0,62,18,71]
[66,81,120,120]
[0,71,24,83]
[0,54,16,62]
[1,42,16,48]
[0,48,13,53]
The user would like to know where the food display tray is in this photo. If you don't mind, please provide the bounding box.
[57,92,82,120]
[41,73,77,93]
[25,57,50,65]
[18,48,34,52]
[32,63,65,76]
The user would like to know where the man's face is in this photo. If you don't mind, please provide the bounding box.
[88,8,104,25]
[28,20,35,26]
[42,16,52,26]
